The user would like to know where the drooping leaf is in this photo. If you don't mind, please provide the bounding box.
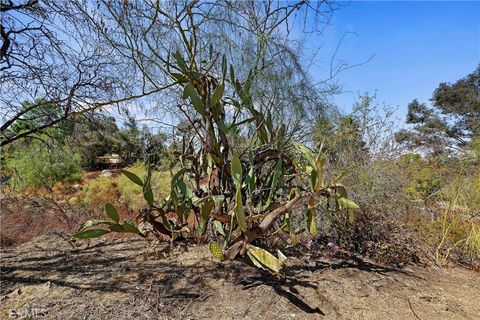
[183,83,205,115]
[257,125,268,144]
[122,170,143,186]
[234,188,247,232]
[143,187,154,206]
[221,55,227,80]
[170,72,188,83]
[109,224,124,232]
[245,166,255,198]
[310,170,317,193]
[210,83,224,106]
[174,50,187,72]
[213,220,226,236]
[105,203,119,223]
[122,221,141,234]
[337,197,360,210]
[230,153,243,188]
[171,168,186,188]
[209,43,213,60]
[245,244,284,273]
[262,159,283,210]
[315,155,326,191]
[201,199,215,220]
[265,110,274,136]
[229,64,235,85]
[197,221,207,237]
[77,220,113,231]
[294,142,316,169]
[197,199,215,236]
[209,241,224,260]
[71,229,110,239]
[307,198,318,237]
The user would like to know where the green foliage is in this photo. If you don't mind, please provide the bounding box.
[72,203,140,240]
[74,51,359,273]
[312,113,367,167]
[4,141,82,189]
[69,115,123,169]
[81,176,118,216]
[67,113,167,170]
[396,66,480,154]
[116,162,171,212]
[398,154,443,201]
[4,100,66,143]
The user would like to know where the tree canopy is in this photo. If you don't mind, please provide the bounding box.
[395,66,480,155]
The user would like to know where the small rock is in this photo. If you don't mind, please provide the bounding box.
[101,170,113,177]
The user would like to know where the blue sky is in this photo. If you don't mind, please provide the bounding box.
[312,1,480,120]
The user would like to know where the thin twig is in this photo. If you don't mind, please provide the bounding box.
[407,298,422,320]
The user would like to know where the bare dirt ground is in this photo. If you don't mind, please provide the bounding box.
[1,234,479,320]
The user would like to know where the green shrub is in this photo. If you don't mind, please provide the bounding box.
[116,162,171,211]
[81,176,119,217]
[5,142,82,190]
[398,153,443,201]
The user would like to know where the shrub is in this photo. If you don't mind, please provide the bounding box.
[4,142,82,190]
[116,162,171,212]
[81,176,119,217]
[398,154,444,201]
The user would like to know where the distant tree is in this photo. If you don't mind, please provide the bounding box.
[312,113,367,167]
[432,66,480,139]
[68,115,123,169]
[118,112,142,165]
[395,66,480,155]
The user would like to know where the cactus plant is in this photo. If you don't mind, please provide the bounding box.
[74,48,359,274]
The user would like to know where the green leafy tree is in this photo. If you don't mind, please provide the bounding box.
[396,66,480,154]
[4,139,82,189]
[312,114,367,167]
[67,115,123,169]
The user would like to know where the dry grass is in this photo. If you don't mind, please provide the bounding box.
[1,235,479,319]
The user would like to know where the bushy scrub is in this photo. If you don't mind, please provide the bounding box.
[116,162,171,211]
[433,171,480,263]
[5,142,82,190]
[398,154,444,201]
[81,176,119,217]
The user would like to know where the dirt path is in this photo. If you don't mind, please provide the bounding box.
[1,234,479,319]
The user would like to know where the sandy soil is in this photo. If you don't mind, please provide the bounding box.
[1,234,479,320]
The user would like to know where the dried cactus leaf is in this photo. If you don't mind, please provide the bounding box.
[245,244,283,273]
[277,249,287,264]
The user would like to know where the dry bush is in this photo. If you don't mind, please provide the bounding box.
[0,194,86,246]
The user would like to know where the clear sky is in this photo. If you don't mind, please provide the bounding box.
[315,1,480,119]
